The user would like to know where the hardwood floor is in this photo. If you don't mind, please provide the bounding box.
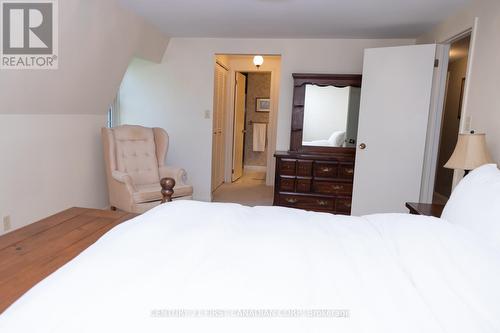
[0,207,137,313]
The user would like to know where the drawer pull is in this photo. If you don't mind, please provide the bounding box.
[317,200,329,207]
[345,168,354,175]
[343,202,352,208]
[321,167,333,173]
[285,198,298,204]
[331,185,343,191]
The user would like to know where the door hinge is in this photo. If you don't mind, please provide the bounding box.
[434,59,439,68]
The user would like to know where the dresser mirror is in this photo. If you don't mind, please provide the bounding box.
[290,73,362,153]
[302,84,361,148]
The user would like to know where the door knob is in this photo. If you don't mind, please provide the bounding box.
[359,143,367,150]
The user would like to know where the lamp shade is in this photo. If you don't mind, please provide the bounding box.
[444,133,493,170]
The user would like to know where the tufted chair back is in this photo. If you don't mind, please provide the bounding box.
[105,125,169,186]
[113,126,160,185]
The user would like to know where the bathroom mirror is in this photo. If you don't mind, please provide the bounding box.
[289,74,362,153]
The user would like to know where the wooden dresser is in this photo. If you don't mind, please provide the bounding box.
[274,150,355,214]
[273,73,362,214]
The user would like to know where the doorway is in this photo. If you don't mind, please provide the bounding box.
[211,54,281,206]
[433,34,471,204]
[233,71,272,181]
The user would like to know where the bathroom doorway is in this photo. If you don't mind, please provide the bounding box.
[211,54,281,205]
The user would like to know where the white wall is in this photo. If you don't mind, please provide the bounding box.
[418,0,500,165]
[303,86,350,141]
[119,38,415,201]
[0,0,168,234]
[0,115,107,234]
[0,0,169,116]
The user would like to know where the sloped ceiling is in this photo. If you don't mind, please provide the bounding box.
[0,0,169,115]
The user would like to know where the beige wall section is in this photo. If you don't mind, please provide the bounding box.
[418,0,500,166]
[136,21,171,63]
[0,115,107,235]
[119,38,415,201]
[244,73,272,167]
[0,0,169,116]
[0,0,168,234]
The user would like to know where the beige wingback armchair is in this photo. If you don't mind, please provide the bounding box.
[102,125,193,214]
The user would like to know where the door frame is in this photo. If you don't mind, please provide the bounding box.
[419,19,478,202]
[221,55,281,186]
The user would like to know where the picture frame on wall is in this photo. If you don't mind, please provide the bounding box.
[256,98,271,112]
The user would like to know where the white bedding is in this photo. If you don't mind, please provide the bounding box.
[302,139,339,147]
[1,201,499,332]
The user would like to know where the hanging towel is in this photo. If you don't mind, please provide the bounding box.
[253,123,267,152]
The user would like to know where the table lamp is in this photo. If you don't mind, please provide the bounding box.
[444,131,493,176]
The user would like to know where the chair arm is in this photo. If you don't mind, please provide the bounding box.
[159,166,189,185]
[111,170,137,193]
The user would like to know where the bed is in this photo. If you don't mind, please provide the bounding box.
[0,165,499,332]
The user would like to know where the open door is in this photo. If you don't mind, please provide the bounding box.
[232,72,246,182]
[352,44,437,215]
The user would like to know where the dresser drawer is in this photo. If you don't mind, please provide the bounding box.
[335,197,353,214]
[296,160,313,177]
[278,194,334,211]
[296,178,311,192]
[279,159,296,176]
[312,180,353,195]
[313,162,338,178]
[339,164,355,180]
[279,177,295,192]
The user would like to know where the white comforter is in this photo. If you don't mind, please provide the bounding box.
[1,201,499,333]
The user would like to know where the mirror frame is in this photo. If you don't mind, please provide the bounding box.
[289,73,362,154]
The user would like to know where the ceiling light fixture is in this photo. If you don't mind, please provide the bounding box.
[253,55,264,69]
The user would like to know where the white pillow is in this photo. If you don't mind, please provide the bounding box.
[328,131,346,147]
[441,164,500,244]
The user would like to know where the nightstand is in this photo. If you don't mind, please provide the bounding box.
[405,202,445,218]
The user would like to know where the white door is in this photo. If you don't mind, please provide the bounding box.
[211,63,227,192]
[232,72,246,181]
[351,44,437,215]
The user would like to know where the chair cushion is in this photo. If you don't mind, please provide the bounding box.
[133,183,194,203]
[114,125,160,185]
